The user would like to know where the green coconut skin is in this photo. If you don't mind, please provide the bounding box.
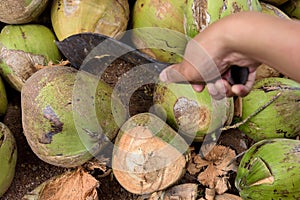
[261,2,290,18]
[153,82,234,142]
[132,0,188,63]
[0,76,7,116]
[21,66,126,168]
[261,0,289,6]
[282,0,300,19]
[0,123,17,197]
[51,0,130,41]
[0,24,62,91]
[0,0,49,24]
[235,138,300,199]
[238,77,300,141]
[185,0,262,38]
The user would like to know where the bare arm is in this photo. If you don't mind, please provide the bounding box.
[159,11,300,99]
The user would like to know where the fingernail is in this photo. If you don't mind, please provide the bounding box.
[159,69,168,82]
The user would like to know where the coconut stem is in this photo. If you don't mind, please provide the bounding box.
[221,92,282,131]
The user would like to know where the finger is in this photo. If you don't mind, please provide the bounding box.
[207,82,226,100]
[232,69,256,96]
[216,79,235,97]
[159,62,198,83]
[192,84,205,92]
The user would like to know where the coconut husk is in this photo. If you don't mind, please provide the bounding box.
[22,167,99,200]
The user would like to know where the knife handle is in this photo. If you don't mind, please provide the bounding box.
[229,66,249,85]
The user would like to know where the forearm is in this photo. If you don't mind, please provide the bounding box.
[219,11,300,82]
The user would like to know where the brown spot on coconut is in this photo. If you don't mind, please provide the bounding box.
[21,66,126,168]
[112,113,189,195]
[173,97,211,135]
[153,82,234,142]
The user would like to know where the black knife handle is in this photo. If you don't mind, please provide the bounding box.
[229,66,249,85]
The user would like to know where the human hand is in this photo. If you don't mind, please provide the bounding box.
[159,15,260,99]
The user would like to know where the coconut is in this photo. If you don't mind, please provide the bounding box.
[0,0,49,24]
[51,0,130,41]
[282,0,300,19]
[261,2,290,18]
[153,82,234,142]
[235,138,300,199]
[112,113,189,195]
[0,76,7,116]
[0,123,17,197]
[261,0,289,6]
[255,63,281,81]
[21,66,126,168]
[23,168,99,200]
[131,0,188,63]
[238,77,300,141]
[0,24,61,91]
[184,0,262,38]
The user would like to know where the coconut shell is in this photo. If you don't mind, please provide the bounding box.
[112,113,189,195]
[22,168,99,200]
[0,123,17,197]
[21,66,126,168]
[238,77,300,141]
[153,82,234,142]
[0,0,49,24]
[51,0,129,41]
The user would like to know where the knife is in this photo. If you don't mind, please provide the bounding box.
[56,33,249,85]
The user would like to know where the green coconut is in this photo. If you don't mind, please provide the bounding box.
[282,0,300,19]
[235,138,300,199]
[261,2,290,18]
[238,77,300,141]
[51,0,130,41]
[185,0,262,38]
[0,24,61,91]
[153,82,234,142]
[131,0,188,63]
[0,122,17,197]
[21,66,126,168]
[0,0,49,24]
[261,0,289,6]
[112,113,189,195]
[0,76,7,116]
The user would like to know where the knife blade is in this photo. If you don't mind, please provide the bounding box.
[56,33,249,85]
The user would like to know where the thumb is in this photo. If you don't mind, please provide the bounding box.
[159,63,188,83]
